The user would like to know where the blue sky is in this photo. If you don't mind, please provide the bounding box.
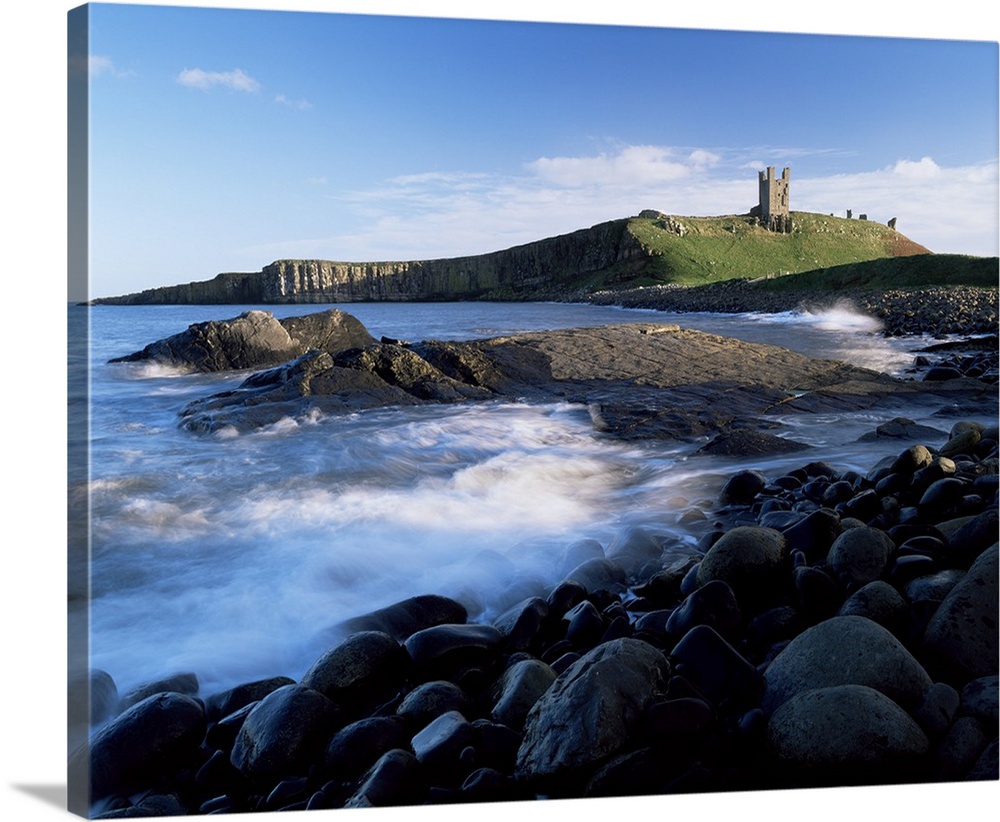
[77,2,999,297]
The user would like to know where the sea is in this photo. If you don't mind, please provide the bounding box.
[67,299,995,705]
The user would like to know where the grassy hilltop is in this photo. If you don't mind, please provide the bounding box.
[594,211,934,290]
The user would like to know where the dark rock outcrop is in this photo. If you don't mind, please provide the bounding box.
[109,308,375,372]
[158,315,988,437]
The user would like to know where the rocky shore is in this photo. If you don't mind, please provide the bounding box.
[588,282,999,338]
[74,306,998,815]
[107,308,995,439]
[71,419,998,816]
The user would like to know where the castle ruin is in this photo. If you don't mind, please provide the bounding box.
[751,166,791,233]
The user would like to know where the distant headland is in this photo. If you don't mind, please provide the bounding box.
[91,208,939,306]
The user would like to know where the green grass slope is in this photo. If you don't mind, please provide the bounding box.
[752,252,998,293]
[611,211,933,288]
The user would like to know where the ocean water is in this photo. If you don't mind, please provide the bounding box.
[69,300,991,702]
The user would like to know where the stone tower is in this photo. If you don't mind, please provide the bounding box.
[758,166,791,232]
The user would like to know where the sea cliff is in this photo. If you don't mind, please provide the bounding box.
[93,218,647,305]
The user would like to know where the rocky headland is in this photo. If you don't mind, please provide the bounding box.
[88,210,945,307]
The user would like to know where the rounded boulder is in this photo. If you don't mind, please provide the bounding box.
[696,526,786,609]
[825,526,894,590]
[515,638,670,788]
[761,615,933,715]
[767,684,929,783]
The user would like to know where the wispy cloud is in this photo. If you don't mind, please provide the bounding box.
[529,145,698,187]
[87,55,133,78]
[247,146,998,263]
[275,94,313,110]
[177,68,261,93]
[794,158,999,254]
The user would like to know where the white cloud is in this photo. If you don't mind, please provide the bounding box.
[688,149,721,171]
[246,148,998,264]
[528,145,695,187]
[891,156,942,179]
[177,68,260,93]
[87,55,132,78]
[793,158,998,254]
[275,94,312,110]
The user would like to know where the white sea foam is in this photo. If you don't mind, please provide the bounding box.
[793,299,885,333]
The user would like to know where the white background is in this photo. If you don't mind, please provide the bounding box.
[1,2,997,821]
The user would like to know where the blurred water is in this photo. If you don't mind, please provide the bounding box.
[70,300,985,699]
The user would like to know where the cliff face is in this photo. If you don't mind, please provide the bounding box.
[96,219,646,305]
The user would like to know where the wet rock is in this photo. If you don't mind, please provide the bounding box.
[204,676,295,721]
[411,710,475,772]
[545,579,589,616]
[695,526,786,609]
[669,624,761,710]
[230,684,341,783]
[922,543,999,686]
[109,310,310,372]
[837,580,908,637]
[73,692,207,802]
[891,444,935,475]
[343,749,424,808]
[767,684,929,784]
[493,596,549,652]
[337,594,468,641]
[919,477,969,518]
[94,793,188,818]
[911,681,960,742]
[118,672,199,713]
[699,429,810,457]
[322,715,411,782]
[761,615,933,714]
[204,701,256,752]
[404,623,505,683]
[940,424,982,457]
[946,508,999,566]
[959,675,1000,725]
[490,659,557,732]
[664,579,742,641]
[719,470,767,505]
[515,638,670,789]
[936,715,993,780]
[825,526,895,590]
[564,558,627,594]
[563,600,606,648]
[605,526,663,577]
[857,417,946,442]
[903,568,965,605]
[301,631,409,717]
[397,681,471,729]
[781,508,841,564]
[69,669,119,728]
[966,738,999,781]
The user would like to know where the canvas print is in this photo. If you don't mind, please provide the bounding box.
[67,2,999,818]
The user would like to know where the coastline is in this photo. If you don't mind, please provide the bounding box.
[587,283,999,339]
[75,417,999,815]
[71,301,999,816]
